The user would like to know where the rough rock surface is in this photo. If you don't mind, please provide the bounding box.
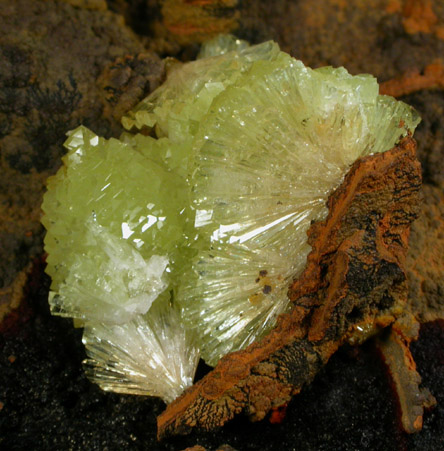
[0,0,164,322]
[401,90,444,188]
[126,0,444,79]
[236,0,444,81]
[406,184,444,321]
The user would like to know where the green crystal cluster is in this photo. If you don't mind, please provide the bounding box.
[42,35,420,399]
[42,127,190,324]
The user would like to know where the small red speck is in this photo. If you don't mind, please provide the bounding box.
[8,355,16,363]
[269,404,288,424]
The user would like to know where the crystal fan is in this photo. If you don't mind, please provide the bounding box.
[82,297,199,403]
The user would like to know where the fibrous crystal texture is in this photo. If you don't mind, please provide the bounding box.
[177,61,419,365]
[82,299,199,403]
[122,36,419,365]
[42,35,420,396]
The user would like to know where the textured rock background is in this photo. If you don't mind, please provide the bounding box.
[0,0,443,450]
[0,0,164,323]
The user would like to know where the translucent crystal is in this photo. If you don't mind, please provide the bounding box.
[82,298,199,403]
[172,52,420,366]
[121,40,282,146]
[197,34,249,59]
[41,126,190,324]
[42,37,420,382]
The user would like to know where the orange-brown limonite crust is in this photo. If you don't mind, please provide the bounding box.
[157,136,421,439]
[375,314,437,434]
[379,62,444,98]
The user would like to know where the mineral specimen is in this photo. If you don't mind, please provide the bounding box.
[42,125,198,402]
[41,36,420,407]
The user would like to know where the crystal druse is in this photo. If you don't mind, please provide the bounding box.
[41,36,420,402]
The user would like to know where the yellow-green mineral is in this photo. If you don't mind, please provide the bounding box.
[42,35,420,397]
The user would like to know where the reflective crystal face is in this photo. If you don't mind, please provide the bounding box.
[42,35,420,395]
[82,297,200,403]
[42,126,191,324]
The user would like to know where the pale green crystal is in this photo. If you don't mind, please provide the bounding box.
[121,40,282,146]
[42,36,420,385]
[42,126,191,324]
[173,56,420,365]
[197,34,249,59]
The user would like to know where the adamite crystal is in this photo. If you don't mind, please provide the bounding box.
[42,126,191,325]
[42,126,198,402]
[82,297,199,403]
[42,35,420,397]
[122,38,281,145]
